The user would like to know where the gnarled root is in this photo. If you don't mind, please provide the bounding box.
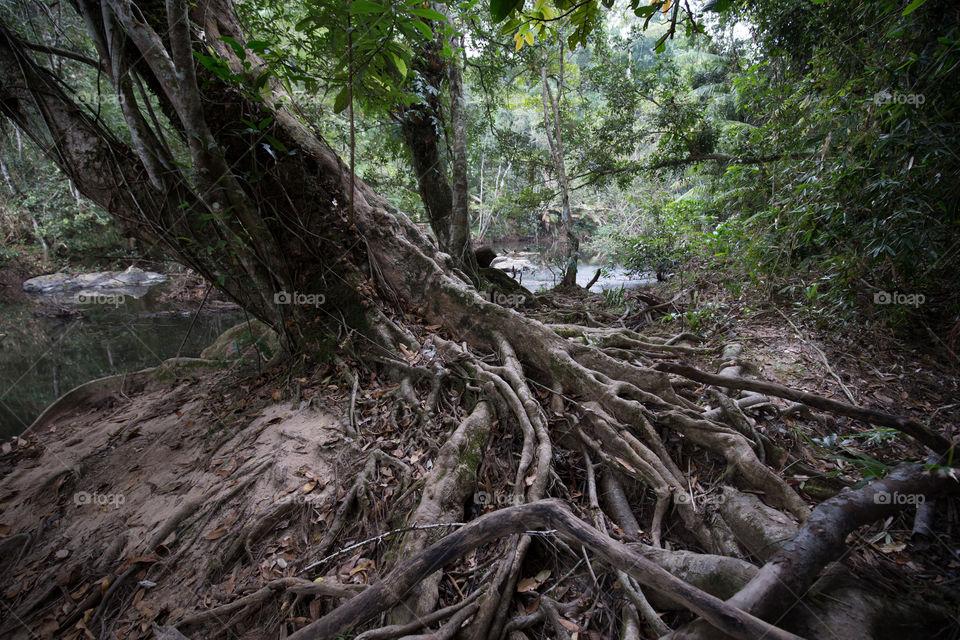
[288,500,803,640]
[669,463,959,639]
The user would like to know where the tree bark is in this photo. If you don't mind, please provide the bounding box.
[540,50,578,288]
[444,8,478,282]
[398,15,477,283]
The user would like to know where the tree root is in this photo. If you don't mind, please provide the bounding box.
[392,400,492,623]
[287,500,804,640]
[355,588,485,640]
[654,362,953,454]
[669,463,960,639]
[582,446,670,636]
[550,324,711,355]
[176,576,362,630]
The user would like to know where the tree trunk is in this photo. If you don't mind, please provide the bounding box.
[0,147,16,194]
[398,19,477,283]
[444,8,478,282]
[399,49,454,253]
[540,51,578,288]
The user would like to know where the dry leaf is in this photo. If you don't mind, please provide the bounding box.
[517,568,551,593]
[558,618,579,632]
[516,577,538,593]
[203,525,229,541]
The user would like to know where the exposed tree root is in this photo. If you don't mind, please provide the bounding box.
[177,577,361,629]
[654,362,953,454]
[354,588,485,640]
[392,400,492,623]
[670,463,959,639]
[286,500,803,640]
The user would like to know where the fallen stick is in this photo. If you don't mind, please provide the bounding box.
[177,577,361,628]
[653,362,953,455]
[286,500,804,640]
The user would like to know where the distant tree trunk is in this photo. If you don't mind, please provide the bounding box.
[444,10,478,282]
[398,10,477,283]
[0,147,16,194]
[540,52,578,288]
[399,49,454,251]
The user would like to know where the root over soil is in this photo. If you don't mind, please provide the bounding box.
[2,292,958,640]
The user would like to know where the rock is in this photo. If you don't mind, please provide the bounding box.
[490,255,537,273]
[23,266,167,293]
[201,319,280,361]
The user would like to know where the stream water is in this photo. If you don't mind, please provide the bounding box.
[486,242,658,292]
[0,253,655,439]
[513,261,658,292]
[0,285,243,439]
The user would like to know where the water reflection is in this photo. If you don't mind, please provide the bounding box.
[0,286,242,438]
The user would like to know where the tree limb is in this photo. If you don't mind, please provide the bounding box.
[668,463,959,639]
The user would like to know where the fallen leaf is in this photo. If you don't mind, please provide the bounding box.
[533,569,551,583]
[558,618,579,632]
[516,577,538,593]
[203,525,229,541]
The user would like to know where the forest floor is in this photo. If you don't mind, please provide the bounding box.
[0,272,958,640]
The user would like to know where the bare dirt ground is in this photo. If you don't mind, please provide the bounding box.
[1,277,957,640]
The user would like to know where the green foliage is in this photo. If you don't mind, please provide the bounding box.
[701,0,960,326]
[600,285,625,309]
[236,0,449,114]
[0,136,119,262]
[616,200,716,278]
